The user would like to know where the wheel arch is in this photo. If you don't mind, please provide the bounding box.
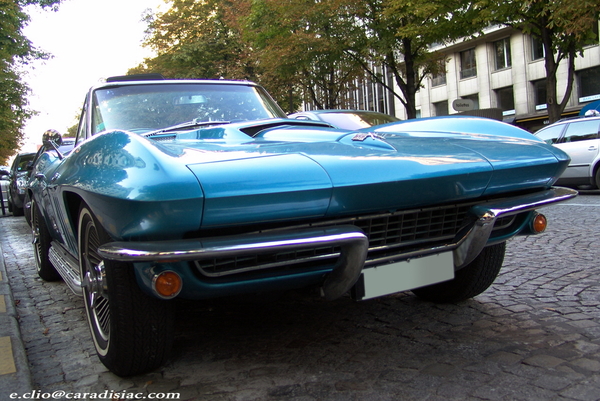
[592,158,600,188]
[63,190,85,240]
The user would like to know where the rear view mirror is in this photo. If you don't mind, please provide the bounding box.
[174,95,206,105]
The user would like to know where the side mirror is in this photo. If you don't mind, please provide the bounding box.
[42,129,65,160]
[0,168,9,176]
[42,129,63,147]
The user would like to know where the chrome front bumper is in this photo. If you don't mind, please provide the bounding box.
[98,187,577,300]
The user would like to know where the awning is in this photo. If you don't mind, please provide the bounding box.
[515,109,580,124]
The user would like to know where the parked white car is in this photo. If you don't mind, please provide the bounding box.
[534,114,600,189]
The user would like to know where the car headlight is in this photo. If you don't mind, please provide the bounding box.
[16,175,28,194]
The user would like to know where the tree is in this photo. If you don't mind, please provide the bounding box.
[0,0,62,165]
[244,0,366,111]
[475,0,600,123]
[340,0,482,119]
[249,0,484,118]
[131,0,308,105]
[134,0,484,117]
[130,0,255,82]
[135,0,366,112]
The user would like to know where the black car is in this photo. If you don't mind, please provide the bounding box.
[8,152,36,216]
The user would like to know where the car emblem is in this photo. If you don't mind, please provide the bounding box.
[352,133,384,142]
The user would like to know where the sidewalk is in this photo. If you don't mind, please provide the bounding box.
[0,216,34,398]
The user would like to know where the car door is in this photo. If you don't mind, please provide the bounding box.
[555,120,600,180]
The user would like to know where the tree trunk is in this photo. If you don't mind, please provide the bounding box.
[397,39,419,119]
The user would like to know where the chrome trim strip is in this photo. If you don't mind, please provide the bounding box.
[473,187,578,218]
[49,242,82,296]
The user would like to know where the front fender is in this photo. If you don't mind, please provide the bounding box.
[56,130,203,202]
[53,131,204,240]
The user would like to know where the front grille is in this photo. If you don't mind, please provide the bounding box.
[196,245,340,277]
[354,205,471,249]
[194,203,486,278]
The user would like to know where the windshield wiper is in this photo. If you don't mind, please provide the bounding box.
[143,119,231,137]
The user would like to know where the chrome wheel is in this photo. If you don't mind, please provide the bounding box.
[31,210,41,266]
[77,203,174,376]
[79,207,111,354]
[83,260,110,343]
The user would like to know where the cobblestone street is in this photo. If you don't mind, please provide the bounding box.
[1,192,599,400]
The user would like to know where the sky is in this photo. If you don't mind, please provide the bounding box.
[20,0,163,153]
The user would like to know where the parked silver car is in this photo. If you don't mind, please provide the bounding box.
[0,167,9,215]
[534,114,600,189]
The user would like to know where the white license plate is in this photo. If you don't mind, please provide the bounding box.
[355,252,454,300]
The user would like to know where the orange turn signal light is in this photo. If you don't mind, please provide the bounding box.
[153,271,182,299]
[532,213,547,234]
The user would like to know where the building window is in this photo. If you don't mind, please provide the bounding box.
[434,101,449,116]
[578,66,600,102]
[494,38,512,70]
[495,87,515,115]
[335,66,395,115]
[460,49,477,79]
[531,36,545,61]
[431,71,446,87]
[461,94,480,110]
[585,20,599,46]
[533,79,547,110]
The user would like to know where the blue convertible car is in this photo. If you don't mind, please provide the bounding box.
[28,75,576,376]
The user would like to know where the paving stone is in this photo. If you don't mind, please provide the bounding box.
[569,358,600,372]
[560,382,600,401]
[532,374,574,391]
[1,194,600,400]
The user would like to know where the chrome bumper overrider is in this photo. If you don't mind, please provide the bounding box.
[97,187,577,300]
[99,226,369,300]
[451,186,576,268]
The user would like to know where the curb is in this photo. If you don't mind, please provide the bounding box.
[0,236,34,398]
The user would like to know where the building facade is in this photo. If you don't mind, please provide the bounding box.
[406,24,600,132]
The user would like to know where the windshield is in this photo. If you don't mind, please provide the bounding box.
[15,154,35,173]
[91,83,286,135]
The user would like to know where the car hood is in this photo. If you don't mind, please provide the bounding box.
[173,118,568,227]
[53,117,569,231]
